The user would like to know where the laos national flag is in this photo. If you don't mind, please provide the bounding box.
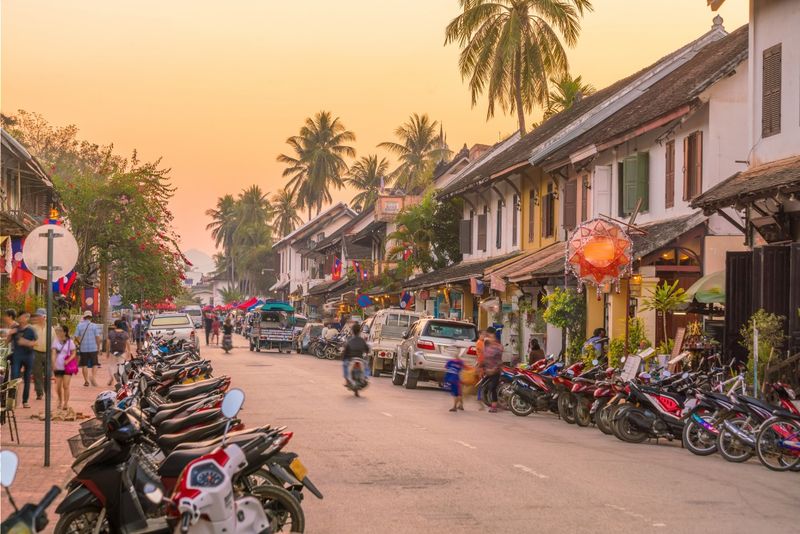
[53,271,77,295]
[332,256,342,280]
[10,238,33,295]
[399,291,413,310]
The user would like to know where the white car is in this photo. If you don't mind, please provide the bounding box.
[146,313,199,350]
[182,305,203,329]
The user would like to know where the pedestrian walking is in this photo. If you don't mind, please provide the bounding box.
[9,311,37,408]
[211,315,221,346]
[203,310,213,345]
[445,352,464,412]
[475,328,488,410]
[106,319,131,386]
[75,310,102,387]
[480,327,503,413]
[52,324,77,411]
[30,308,56,401]
[132,314,146,352]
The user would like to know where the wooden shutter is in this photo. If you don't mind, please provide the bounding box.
[665,140,675,208]
[762,44,782,138]
[512,194,519,246]
[563,179,577,230]
[622,156,639,215]
[693,132,703,198]
[528,189,535,242]
[477,213,487,251]
[496,199,503,249]
[580,177,588,221]
[636,152,649,212]
[682,136,690,201]
[593,165,611,217]
[459,219,472,254]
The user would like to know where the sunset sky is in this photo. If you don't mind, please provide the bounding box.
[2,0,746,260]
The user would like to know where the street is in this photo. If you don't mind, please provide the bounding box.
[212,338,799,534]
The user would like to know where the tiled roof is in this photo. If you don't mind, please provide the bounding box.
[631,212,707,259]
[494,242,566,282]
[351,219,387,244]
[691,155,800,212]
[403,253,520,290]
[542,25,748,167]
[307,278,349,296]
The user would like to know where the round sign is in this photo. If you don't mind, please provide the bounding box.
[23,224,79,280]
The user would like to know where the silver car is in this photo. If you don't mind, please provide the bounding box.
[393,318,478,389]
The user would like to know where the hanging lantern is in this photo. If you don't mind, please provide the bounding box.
[566,218,633,295]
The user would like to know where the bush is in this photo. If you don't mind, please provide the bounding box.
[739,309,785,386]
[542,287,586,362]
[607,338,625,369]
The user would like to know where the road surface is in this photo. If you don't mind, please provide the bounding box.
[211,340,799,534]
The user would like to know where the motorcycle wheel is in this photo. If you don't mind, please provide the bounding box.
[574,396,592,427]
[252,484,306,533]
[615,410,649,444]
[325,346,338,360]
[595,400,613,435]
[509,393,535,416]
[497,382,514,410]
[682,411,718,456]
[55,506,110,534]
[717,416,755,463]
[755,418,800,472]
[314,345,325,359]
[557,392,576,424]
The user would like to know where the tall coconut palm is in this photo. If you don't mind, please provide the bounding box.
[271,187,303,238]
[543,72,595,119]
[445,0,593,136]
[277,111,356,218]
[378,113,451,193]
[346,154,390,212]
[235,185,272,229]
[205,194,238,279]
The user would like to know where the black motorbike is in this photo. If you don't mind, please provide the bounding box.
[1,451,61,534]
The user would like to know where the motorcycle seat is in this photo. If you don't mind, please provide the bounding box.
[738,394,777,413]
[156,408,223,436]
[154,394,211,413]
[172,424,273,451]
[167,377,228,401]
[158,433,272,478]
[771,408,800,421]
[156,418,234,452]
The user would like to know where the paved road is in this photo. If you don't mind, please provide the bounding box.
[212,339,799,534]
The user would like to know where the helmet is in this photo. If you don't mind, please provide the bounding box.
[93,390,117,418]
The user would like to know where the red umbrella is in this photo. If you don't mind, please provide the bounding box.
[202,305,212,312]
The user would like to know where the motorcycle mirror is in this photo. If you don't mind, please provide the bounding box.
[592,359,599,366]
[221,388,245,419]
[143,483,164,504]
[620,356,627,364]
[0,450,19,488]
[662,370,672,378]
[682,372,690,379]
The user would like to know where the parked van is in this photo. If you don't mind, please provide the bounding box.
[363,308,422,377]
[182,305,203,329]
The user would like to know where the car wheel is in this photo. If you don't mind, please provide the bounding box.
[391,356,404,386]
[403,358,418,390]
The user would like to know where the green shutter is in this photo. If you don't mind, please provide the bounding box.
[637,152,649,211]
[622,156,638,215]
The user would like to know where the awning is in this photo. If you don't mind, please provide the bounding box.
[270,279,290,292]
[308,277,348,296]
[691,155,800,213]
[684,270,725,304]
[630,212,707,259]
[495,243,566,283]
[403,253,520,291]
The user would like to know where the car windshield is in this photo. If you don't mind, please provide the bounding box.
[150,316,192,327]
[185,310,201,317]
[422,322,477,341]
[310,326,323,336]
[386,313,419,327]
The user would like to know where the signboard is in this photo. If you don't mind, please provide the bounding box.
[23,224,78,280]
[671,327,686,360]
[620,355,642,382]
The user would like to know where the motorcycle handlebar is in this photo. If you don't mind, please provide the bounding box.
[180,512,191,533]
[34,485,62,518]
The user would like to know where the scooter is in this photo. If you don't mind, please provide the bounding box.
[222,333,233,354]
[147,389,273,534]
[1,450,61,534]
[346,358,368,397]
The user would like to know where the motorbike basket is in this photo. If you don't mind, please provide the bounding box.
[68,434,87,458]
[79,418,106,446]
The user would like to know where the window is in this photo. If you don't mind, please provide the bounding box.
[683,132,703,200]
[762,43,781,138]
[496,199,503,249]
[512,194,519,246]
[422,321,477,341]
[150,315,192,328]
[580,176,588,222]
[477,206,488,251]
[528,189,536,242]
[619,152,649,216]
[542,183,555,238]
[563,179,577,231]
[459,219,472,254]
[665,140,675,208]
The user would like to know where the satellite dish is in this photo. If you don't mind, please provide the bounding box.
[23,224,79,280]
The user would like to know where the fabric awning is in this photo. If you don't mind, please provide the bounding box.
[403,253,520,291]
[685,270,725,304]
[495,242,566,283]
[269,279,290,292]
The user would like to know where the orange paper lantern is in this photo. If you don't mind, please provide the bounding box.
[566,218,632,294]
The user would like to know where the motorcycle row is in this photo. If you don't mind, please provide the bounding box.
[479,355,800,473]
[1,336,322,534]
[305,336,343,361]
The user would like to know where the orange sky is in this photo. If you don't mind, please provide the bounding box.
[2,0,747,257]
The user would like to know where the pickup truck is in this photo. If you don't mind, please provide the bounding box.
[146,313,199,350]
[364,308,421,377]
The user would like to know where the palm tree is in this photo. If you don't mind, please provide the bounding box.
[346,155,390,212]
[378,113,451,193]
[235,185,272,230]
[219,285,244,304]
[445,0,593,136]
[543,72,596,119]
[277,111,356,218]
[271,187,303,238]
[205,194,238,280]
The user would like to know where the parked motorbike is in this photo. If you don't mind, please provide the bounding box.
[1,451,61,534]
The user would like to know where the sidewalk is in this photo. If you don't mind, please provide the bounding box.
[1,372,106,530]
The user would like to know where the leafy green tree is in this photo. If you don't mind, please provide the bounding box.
[277,111,356,218]
[219,286,244,304]
[271,187,303,238]
[542,287,586,361]
[739,309,786,388]
[640,280,688,345]
[543,72,596,119]
[346,155,390,212]
[378,113,451,193]
[445,0,593,135]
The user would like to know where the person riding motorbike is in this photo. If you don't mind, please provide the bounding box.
[341,323,369,387]
[222,316,234,353]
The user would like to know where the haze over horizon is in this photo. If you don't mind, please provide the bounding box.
[2,0,748,257]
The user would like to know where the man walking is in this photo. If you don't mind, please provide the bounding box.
[30,308,56,401]
[203,309,213,346]
[75,310,102,387]
[9,311,37,408]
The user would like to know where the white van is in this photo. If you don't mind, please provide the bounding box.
[182,305,203,329]
[363,308,422,377]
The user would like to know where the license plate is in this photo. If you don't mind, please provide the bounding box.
[290,458,308,481]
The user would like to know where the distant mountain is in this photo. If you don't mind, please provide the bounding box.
[184,249,215,274]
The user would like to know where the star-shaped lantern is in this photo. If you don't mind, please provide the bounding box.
[566,218,632,295]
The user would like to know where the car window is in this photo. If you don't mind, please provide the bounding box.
[150,316,192,327]
[310,326,323,336]
[422,321,477,341]
[406,321,419,338]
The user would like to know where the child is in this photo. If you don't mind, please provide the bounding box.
[445,353,465,412]
[211,315,221,346]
